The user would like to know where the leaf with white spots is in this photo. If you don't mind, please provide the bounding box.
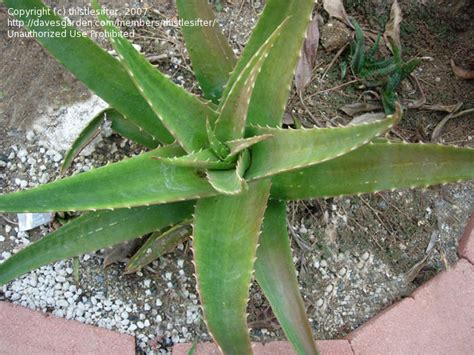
[0,145,218,213]
[0,203,194,286]
[271,143,474,200]
[193,180,271,354]
[126,223,192,274]
[245,107,400,180]
[224,0,316,127]
[62,108,160,174]
[213,19,288,142]
[93,0,217,153]
[255,200,318,355]
[176,0,237,102]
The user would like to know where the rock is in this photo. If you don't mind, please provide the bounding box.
[320,19,351,52]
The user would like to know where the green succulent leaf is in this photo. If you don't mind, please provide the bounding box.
[193,180,271,354]
[108,109,159,149]
[3,0,173,144]
[0,146,217,212]
[176,0,236,102]
[155,149,233,170]
[126,222,192,274]
[0,202,194,286]
[255,200,318,355]
[227,0,315,127]
[350,18,365,75]
[62,108,159,173]
[271,143,474,200]
[206,118,230,159]
[214,18,288,142]
[93,0,217,153]
[246,109,400,180]
[226,134,273,157]
[61,109,107,173]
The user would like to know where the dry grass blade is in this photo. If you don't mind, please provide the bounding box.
[431,103,463,142]
[384,0,402,53]
[295,13,320,94]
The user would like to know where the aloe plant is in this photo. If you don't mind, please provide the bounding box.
[1,1,473,354]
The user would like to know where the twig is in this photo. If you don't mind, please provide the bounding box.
[1,215,18,225]
[431,103,464,142]
[322,43,349,79]
[309,79,359,97]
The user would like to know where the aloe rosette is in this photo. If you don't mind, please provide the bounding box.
[1,1,473,354]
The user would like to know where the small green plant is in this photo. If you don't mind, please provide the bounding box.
[348,18,421,114]
[1,1,473,354]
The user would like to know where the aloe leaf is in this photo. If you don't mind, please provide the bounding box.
[3,0,173,144]
[226,0,315,127]
[246,110,400,180]
[176,0,236,102]
[214,19,288,141]
[271,143,474,200]
[126,223,192,274]
[193,180,271,354]
[62,108,158,173]
[61,109,106,173]
[0,202,194,286]
[207,169,245,195]
[155,149,233,170]
[93,1,217,153]
[108,109,159,149]
[206,118,230,159]
[255,200,318,355]
[226,134,272,157]
[0,145,218,212]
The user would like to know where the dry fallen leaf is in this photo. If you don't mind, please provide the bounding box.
[295,14,320,94]
[384,0,402,53]
[323,0,352,28]
[104,238,142,267]
[340,102,382,117]
[451,59,474,80]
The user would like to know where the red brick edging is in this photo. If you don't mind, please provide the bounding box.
[0,301,135,355]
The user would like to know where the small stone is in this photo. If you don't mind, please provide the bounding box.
[338,267,347,277]
[361,251,370,261]
[316,299,324,307]
[137,321,145,329]
[325,284,333,294]
[156,299,162,307]
[320,260,328,268]
[0,235,5,242]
